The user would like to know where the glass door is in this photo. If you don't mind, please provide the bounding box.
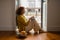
[15,0,48,30]
[18,0,42,28]
[15,0,47,32]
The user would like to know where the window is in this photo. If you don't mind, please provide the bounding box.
[16,0,48,31]
[19,0,41,16]
[16,0,42,27]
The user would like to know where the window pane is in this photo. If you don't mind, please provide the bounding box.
[19,0,41,8]
[19,0,41,16]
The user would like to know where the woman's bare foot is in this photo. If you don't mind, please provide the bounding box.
[27,32,31,35]
[39,29,44,34]
[34,32,38,35]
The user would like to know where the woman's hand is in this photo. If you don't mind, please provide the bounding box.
[28,16,34,24]
[29,16,34,20]
[27,16,34,25]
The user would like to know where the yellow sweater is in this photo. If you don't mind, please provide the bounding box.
[17,15,28,31]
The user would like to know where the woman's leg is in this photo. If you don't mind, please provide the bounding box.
[25,21,33,33]
[25,18,41,34]
[31,18,41,33]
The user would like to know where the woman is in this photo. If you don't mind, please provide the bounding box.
[16,7,42,34]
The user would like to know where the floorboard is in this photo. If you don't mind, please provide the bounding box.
[0,31,60,40]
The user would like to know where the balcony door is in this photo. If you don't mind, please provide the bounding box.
[15,0,47,31]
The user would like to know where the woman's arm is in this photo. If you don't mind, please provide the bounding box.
[27,16,34,24]
[17,16,31,26]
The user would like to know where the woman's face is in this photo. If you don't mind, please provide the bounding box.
[21,9,25,14]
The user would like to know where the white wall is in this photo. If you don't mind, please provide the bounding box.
[0,0,60,31]
[47,0,60,31]
[0,0,16,31]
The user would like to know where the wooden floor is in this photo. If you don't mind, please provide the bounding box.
[0,31,60,40]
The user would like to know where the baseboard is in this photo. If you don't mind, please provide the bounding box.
[47,31,60,34]
[47,26,60,31]
[0,31,16,34]
[0,26,16,31]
